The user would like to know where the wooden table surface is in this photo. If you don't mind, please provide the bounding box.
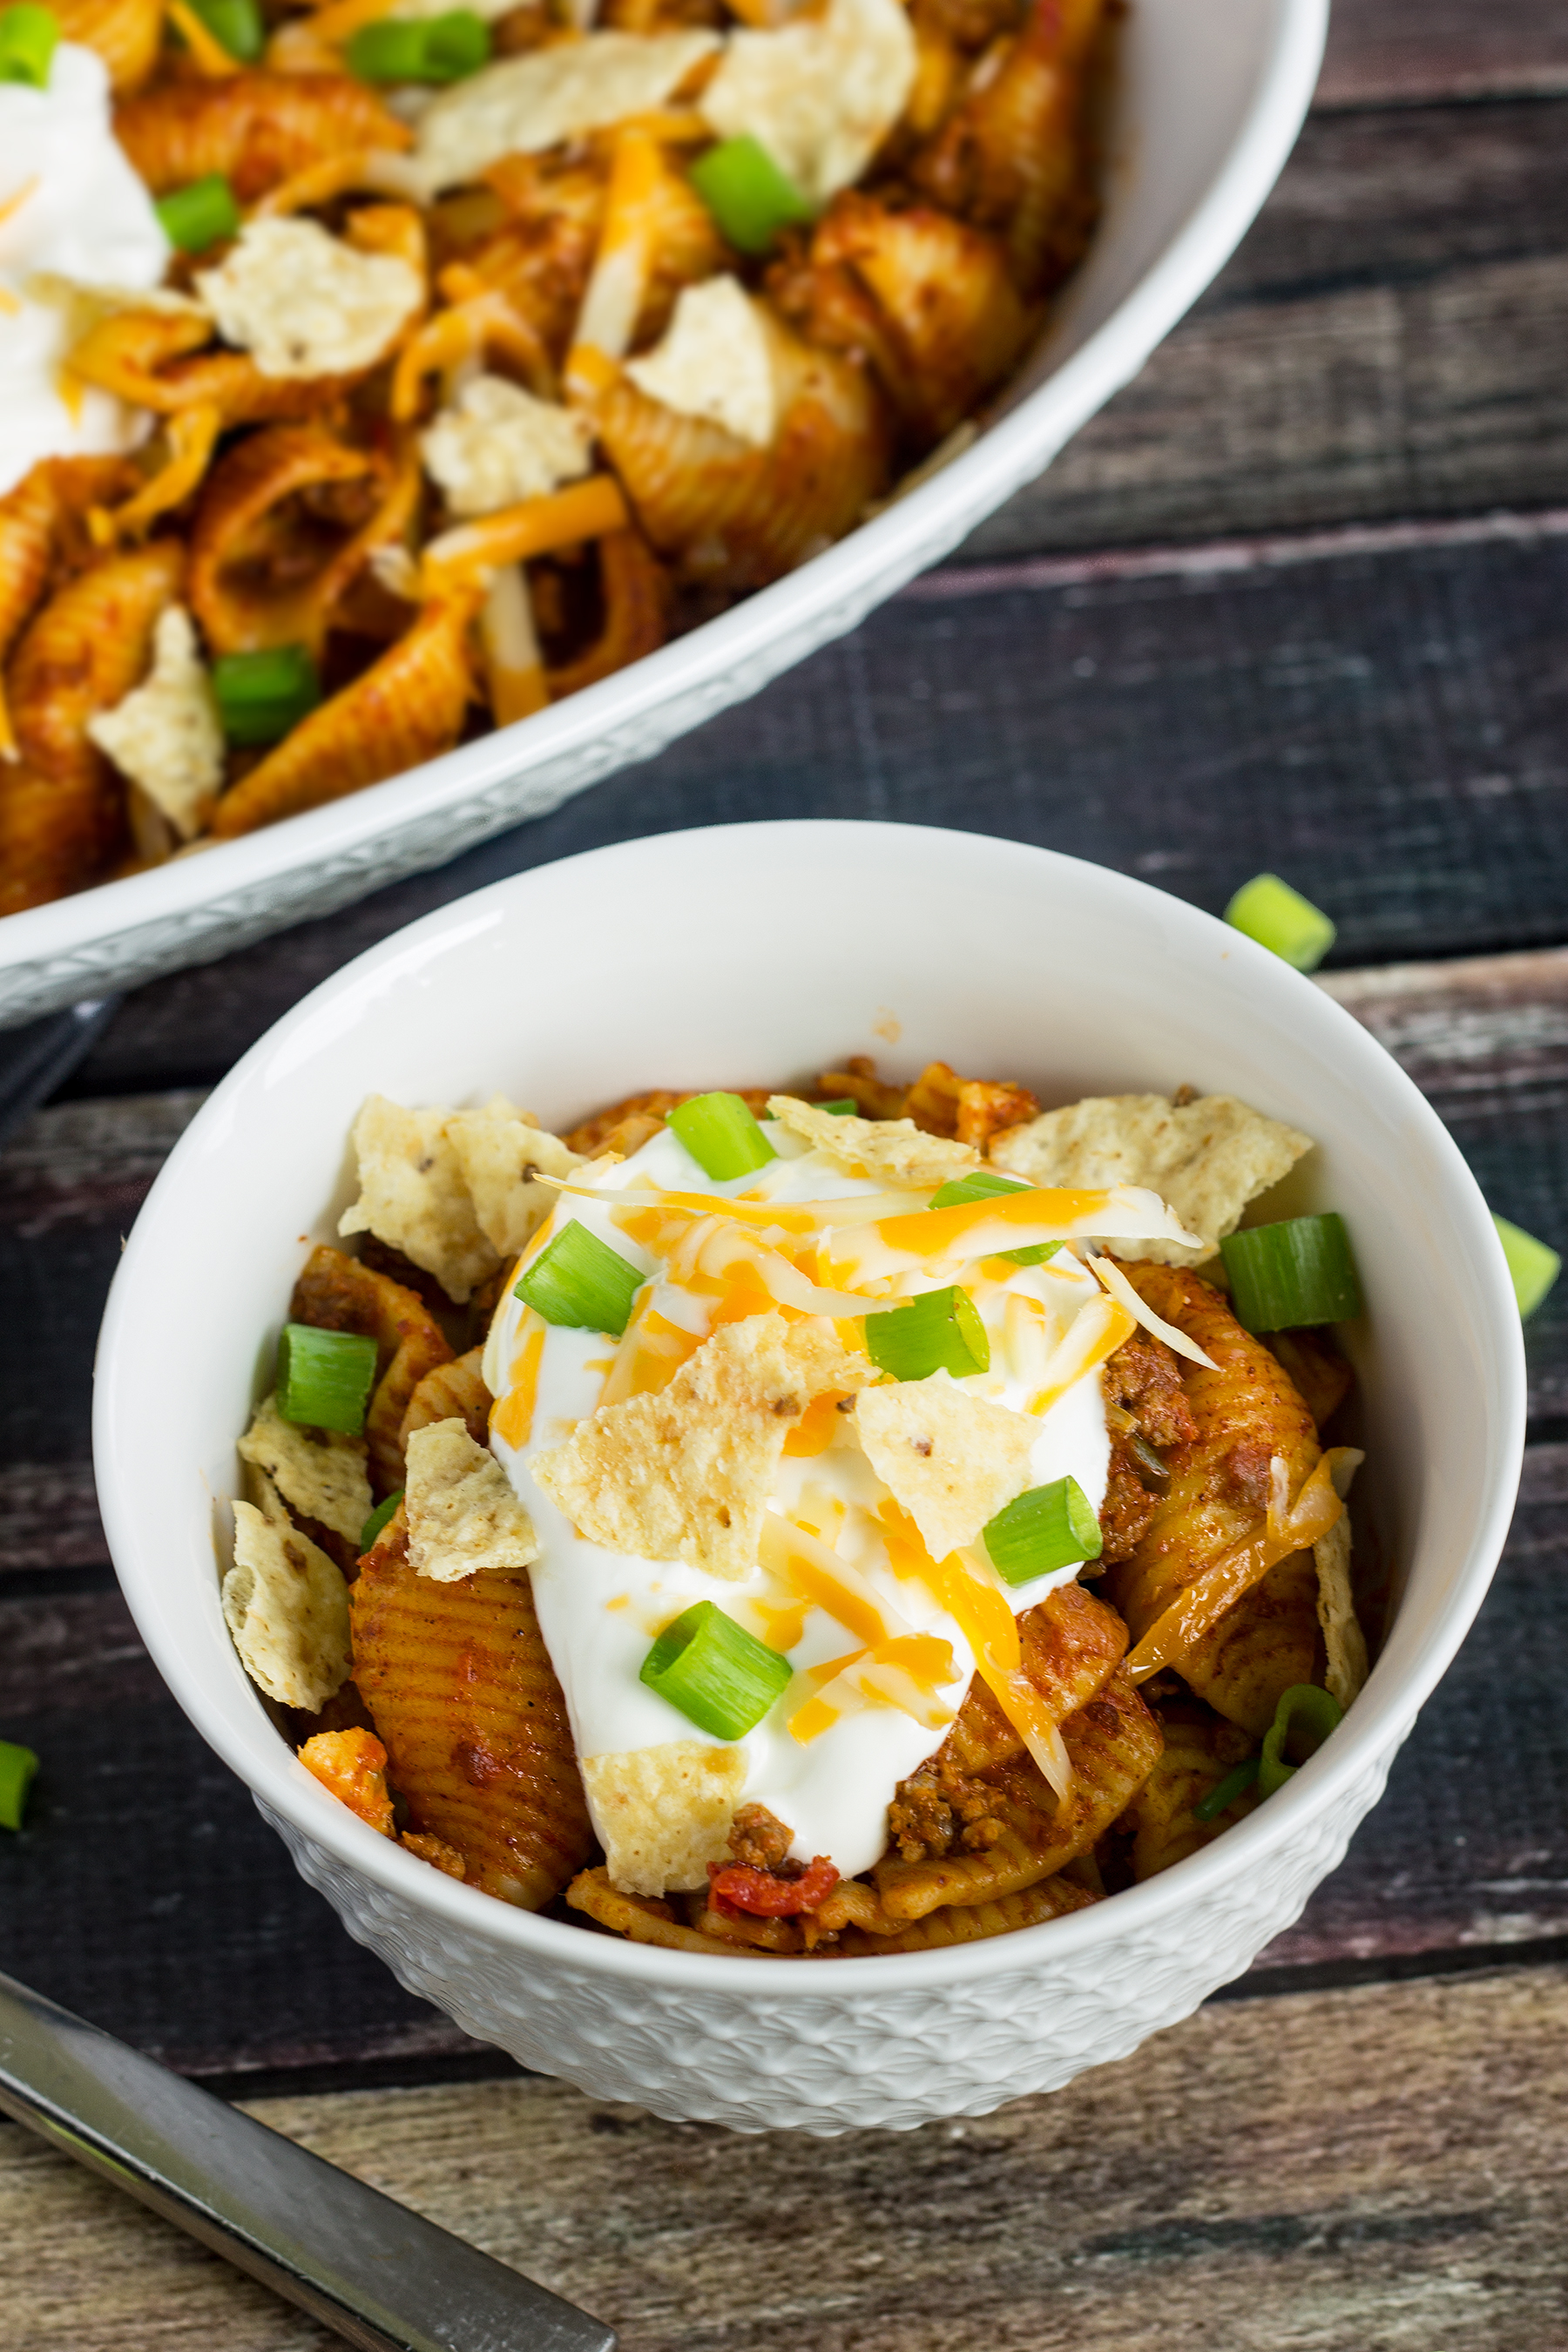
[8,3,1568,2342]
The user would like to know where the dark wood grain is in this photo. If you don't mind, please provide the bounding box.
[1318,0,1568,109]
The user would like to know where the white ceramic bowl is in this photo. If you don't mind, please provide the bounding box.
[2,0,1326,1027]
[95,820,1524,2132]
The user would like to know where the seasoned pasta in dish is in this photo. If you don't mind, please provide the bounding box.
[0,0,1109,914]
[227,1054,1375,1959]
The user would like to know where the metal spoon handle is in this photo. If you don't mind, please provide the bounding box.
[0,1970,615,2352]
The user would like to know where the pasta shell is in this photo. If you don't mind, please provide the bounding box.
[51,0,161,89]
[113,72,411,202]
[288,1244,453,1497]
[567,1868,773,1954]
[544,526,668,701]
[352,1511,592,1907]
[1126,1696,1257,1882]
[398,1345,491,1454]
[67,308,373,429]
[832,1872,1096,1955]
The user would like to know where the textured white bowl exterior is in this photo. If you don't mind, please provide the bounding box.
[95,821,1524,2133]
[0,0,1327,1026]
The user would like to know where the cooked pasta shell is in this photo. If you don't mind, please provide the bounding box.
[67,308,370,429]
[0,457,134,759]
[1105,1262,1324,1736]
[398,1345,491,1454]
[466,158,606,364]
[1126,1697,1257,1882]
[208,593,477,839]
[52,0,161,88]
[352,1512,591,1906]
[289,1244,453,1497]
[567,1867,773,1954]
[544,527,668,701]
[940,1579,1127,1780]
[833,1872,1097,1956]
[597,306,889,589]
[113,72,411,202]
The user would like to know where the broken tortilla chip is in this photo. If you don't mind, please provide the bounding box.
[404,1416,539,1582]
[990,1093,1312,1267]
[532,1311,875,1579]
[238,1391,373,1544]
[338,1094,499,1304]
[223,1499,351,1712]
[581,1741,747,1896]
[855,1377,1037,1559]
[444,1095,583,1257]
[1315,1447,1368,1710]
[767,1096,979,1190]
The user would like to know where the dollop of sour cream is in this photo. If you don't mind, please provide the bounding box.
[486,1121,1116,1884]
[0,44,169,495]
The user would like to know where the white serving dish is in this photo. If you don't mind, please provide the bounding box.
[95,819,1524,2134]
[0,0,1326,1026]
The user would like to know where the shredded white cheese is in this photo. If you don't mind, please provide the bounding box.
[193,220,422,382]
[419,372,593,517]
[623,277,777,449]
[413,30,720,195]
[85,605,223,840]
[700,0,916,206]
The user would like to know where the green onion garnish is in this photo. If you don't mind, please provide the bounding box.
[1224,873,1336,973]
[639,1599,792,1740]
[983,1475,1102,1586]
[1259,1683,1342,1797]
[212,645,321,747]
[688,133,814,256]
[348,8,490,80]
[1193,1754,1260,1822]
[1493,1213,1561,1321]
[277,1323,379,1433]
[0,1740,39,1831]
[1218,1212,1362,1332]
[155,172,241,254]
[183,0,264,59]
[929,1166,1060,1267]
[865,1284,990,1382]
[0,3,58,84]
[816,1099,858,1116]
[361,1488,403,1551]
[666,1091,776,1181]
[517,1220,644,1336]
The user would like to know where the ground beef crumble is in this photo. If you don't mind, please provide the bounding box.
[727,1803,801,1876]
[888,1750,1008,1862]
[1098,1328,1200,1564]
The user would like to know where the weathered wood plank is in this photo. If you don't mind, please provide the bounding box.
[9,1961,1568,2351]
[1317,0,1568,110]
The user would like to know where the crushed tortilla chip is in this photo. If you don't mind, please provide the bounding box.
[223,1500,351,1712]
[238,1391,372,1544]
[404,1416,539,1581]
[990,1092,1312,1267]
[581,1741,747,1896]
[532,1311,875,1579]
[767,1095,979,1188]
[1315,1447,1369,1709]
[444,1095,583,1257]
[854,1377,1037,1558]
[338,1094,499,1304]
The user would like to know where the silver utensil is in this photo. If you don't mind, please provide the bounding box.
[0,997,118,1149]
[0,1970,617,2352]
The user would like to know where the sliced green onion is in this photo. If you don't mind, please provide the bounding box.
[688,134,814,255]
[155,172,241,254]
[983,1475,1102,1586]
[0,3,58,84]
[929,1166,1060,1267]
[1493,1213,1560,1321]
[816,1099,858,1116]
[517,1220,644,1336]
[1258,1683,1342,1799]
[865,1284,990,1382]
[183,0,265,59]
[0,1739,38,1831]
[1224,873,1336,973]
[212,645,321,747]
[1193,1754,1260,1822]
[348,8,490,80]
[361,1488,403,1551]
[639,1599,792,1740]
[1219,1212,1362,1332]
[277,1323,379,1433]
[666,1091,776,1181]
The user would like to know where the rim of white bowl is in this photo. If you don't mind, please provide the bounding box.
[2,0,1327,995]
[95,819,1526,1997]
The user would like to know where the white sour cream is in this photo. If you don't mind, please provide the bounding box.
[487,1123,1113,1882]
[0,44,170,495]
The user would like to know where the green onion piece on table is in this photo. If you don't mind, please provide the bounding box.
[983,1475,1103,1586]
[816,1099,858,1116]
[667,1091,776,1181]
[277,1322,379,1433]
[688,134,814,255]
[1224,873,1336,973]
[212,645,321,747]
[865,1284,990,1382]
[1258,1683,1342,1799]
[639,1599,792,1740]
[517,1220,644,1336]
[0,3,58,84]
[1218,1212,1363,1332]
[184,0,264,59]
[361,1488,403,1552]
[1493,1213,1561,1321]
[155,172,241,254]
[348,8,490,80]
[929,1166,1059,1267]
[0,1740,39,1831]
[1193,1754,1260,1823]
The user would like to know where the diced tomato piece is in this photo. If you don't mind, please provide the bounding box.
[708,1854,839,1917]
